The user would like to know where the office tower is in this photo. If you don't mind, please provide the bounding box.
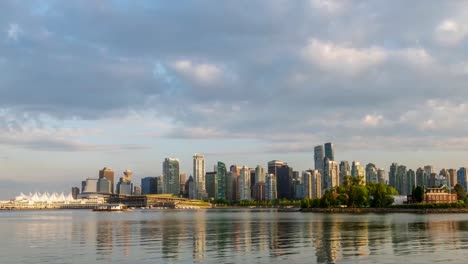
[324,160,339,191]
[134,186,142,195]
[406,169,416,195]
[429,173,437,187]
[116,176,133,195]
[250,168,256,197]
[97,177,111,193]
[424,165,434,180]
[83,178,98,193]
[230,165,242,201]
[267,160,287,176]
[180,173,187,187]
[255,165,265,183]
[71,187,80,199]
[303,171,313,199]
[141,177,158,195]
[377,169,386,184]
[397,165,407,195]
[314,145,325,174]
[216,162,227,200]
[276,164,293,199]
[457,168,468,191]
[239,166,251,200]
[205,171,217,199]
[389,163,399,190]
[339,161,350,184]
[312,169,322,198]
[99,167,115,193]
[295,182,304,199]
[193,153,207,200]
[226,171,237,201]
[81,181,86,193]
[351,161,366,185]
[253,181,265,201]
[324,142,334,161]
[163,158,180,196]
[448,169,457,188]
[416,167,427,187]
[156,176,163,194]
[265,174,277,201]
[185,176,194,199]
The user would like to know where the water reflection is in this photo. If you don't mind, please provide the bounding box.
[4,211,468,264]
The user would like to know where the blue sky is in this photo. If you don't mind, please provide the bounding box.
[1,0,468,198]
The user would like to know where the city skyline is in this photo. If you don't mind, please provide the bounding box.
[3,1,468,198]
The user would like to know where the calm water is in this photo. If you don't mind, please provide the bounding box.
[1,209,468,263]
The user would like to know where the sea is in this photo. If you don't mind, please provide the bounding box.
[1,209,468,263]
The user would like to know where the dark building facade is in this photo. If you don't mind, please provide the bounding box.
[276,165,293,199]
[324,142,334,161]
[141,177,158,195]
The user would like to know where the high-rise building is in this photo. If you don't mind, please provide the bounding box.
[377,169,387,184]
[406,169,416,195]
[187,176,196,199]
[83,178,98,193]
[339,161,350,184]
[302,171,313,199]
[179,173,187,187]
[239,166,251,200]
[312,169,322,198]
[389,163,399,190]
[448,169,457,188]
[276,164,293,199]
[230,165,242,201]
[163,158,180,196]
[324,160,339,191]
[97,177,111,193]
[226,171,237,201]
[156,176,163,194]
[397,165,407,195]
[99,167,115,194]
[457,168,467,191]
[424,165,434,181]
[365,163,378,184]
[116,175,133,195]
[255,165,265,183]
[216,162,227,200]
[134,186,142,195]
[351,161,365,185]
[205,171,217,199]
[416,167,427,187]
[253,181,265,201]
[193,153,207,200]
[141,177,158,195]
[71,187,80,199]
[265,174,277,201]
[250,168,256,197]
[324,142,334,161]
[314,145,325,174]
[267,160,287,177]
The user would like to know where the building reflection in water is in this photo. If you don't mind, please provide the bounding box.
[95,220,113,260]
[193,211,206,262]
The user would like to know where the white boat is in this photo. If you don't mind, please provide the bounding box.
[93,204,129,212]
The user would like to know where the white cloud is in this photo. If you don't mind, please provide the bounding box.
[361,114,383,127]
[310,0,347,15]
[6,23,22,41]
[435,19,466,46]
[173,60,222,86]
[301,38,387,75]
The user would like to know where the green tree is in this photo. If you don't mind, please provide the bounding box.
[413,186,424,203]
[320,190,335,208]
[454,184,466,200]
[348,185,369,208]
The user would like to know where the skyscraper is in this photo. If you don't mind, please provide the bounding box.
[303,171,312,199]
[406,169,416,195]
[267,160,287,177]
[97,177,111,193]
[448,168,457,188]
[265,174,277,201]
[339,161,350,184]
[239,166,251,200]
[351,161,365,185]
[397,165,407,195]
[457,168,468,191]
[71,187,80,199]
[163,158,180,196]
[255,165,265,183]
[141,177,158,195]
[324,160,339,191]
[377,169,386,184]
[324,142,334,161]
[312,169,322,198]
[216,162,227,200]
[314,145,325,174]
[193,154,207,200]
[416,167,427,187]
[389,163,399,190]
[365,163,378,184]
[276,164,293,199]
[99,167,115,193]
[205,171,217,199]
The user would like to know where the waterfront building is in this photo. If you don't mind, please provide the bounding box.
[397,165,407,195]
[99,167,115,194]
[312,169,322,198]
[324,160,339,191]
[295,183,304,199]
[83,178,98,193]
[265,174,277,201]
[389,163,399,190]
[351,161,365,185]
[71,187,80,199]
[424,186,457,203]
[303,171,313,199]
[429,173,438,187]
[193,153,207,200]
[186,176,194,199]
[226,171,238,201]
[205,171,217,199]
[365,163,378,184]
[339,161,350,184]
[457,168,468,191]
[276,164,293,199]
[156,176,163,194]
[97,177,111,193]
[216,162,227,200]
[134,186,142,195]
[324,142,335,161]
[267,160,287,177]
[377,169,386,184]
[250,168,256,197]
[255,165,265,183]
[179,173,187,187]
[314,145,325,174]
[253,181,265,201]
[424,165,434,185]
[406,169,416,195]
[116,178,132,195]
[416,167,427,187]
[448,169,457,188]
[163,158,180,196]
[141,177,158,195]
[239,166,251,200]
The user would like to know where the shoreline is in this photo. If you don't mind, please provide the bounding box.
[300,207,468,214]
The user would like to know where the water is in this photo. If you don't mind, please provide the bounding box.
[1,209,468,263]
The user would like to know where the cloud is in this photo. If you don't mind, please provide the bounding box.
[361,114,383,127]
[435,19,466,46]
[172,60,223,86]
[301,38,387,75]
[6,23,22,41]
[310,0,347,15]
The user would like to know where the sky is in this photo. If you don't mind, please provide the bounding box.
[1,0,468,198]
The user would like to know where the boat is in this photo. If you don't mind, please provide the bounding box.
[93,204,129,212]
